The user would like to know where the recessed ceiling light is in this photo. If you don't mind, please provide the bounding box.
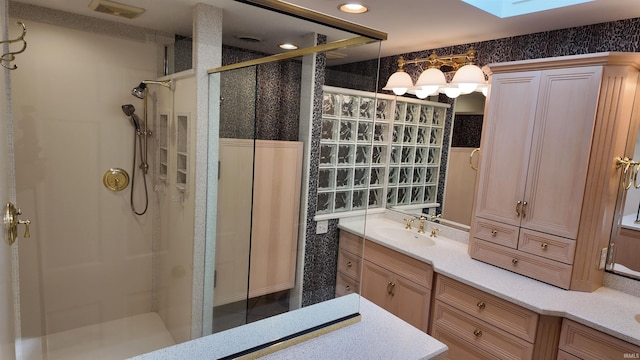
[339,3,368,14]
[279,43,298,50]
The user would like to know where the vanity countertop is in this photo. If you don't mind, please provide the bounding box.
[338,214,640,347]
[130,294,447,360]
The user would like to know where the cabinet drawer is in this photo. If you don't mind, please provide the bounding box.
[518,229,575,264]
[335,271,359,297]
[337,248,361,280]
[558,319,640,360]
[364,240,433,289]
[473,217,519,248]
[435,274,539,342]
[431,325,495,360]
[556,350,581,360]
[470,239,572,289]
[339,230,363,257]
[433,301,534,360]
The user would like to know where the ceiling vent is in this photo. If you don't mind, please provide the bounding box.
[88,0,145,19]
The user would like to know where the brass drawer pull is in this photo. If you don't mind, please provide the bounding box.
[512,258,519,265]
[387,281,392,294]
[516,201,522,217]
[541,242,548,250]
[522,201,528,218]
[491,230,497,237]
[347,261,352,268]
[390,282,396,296]
[476,301,486,310]
[473,329,483,337]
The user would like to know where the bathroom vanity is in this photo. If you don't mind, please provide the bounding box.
[336,214,640,359]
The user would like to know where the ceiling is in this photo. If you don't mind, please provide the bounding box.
[13,0,640,64]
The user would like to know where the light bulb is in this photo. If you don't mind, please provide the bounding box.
[383,70,413,96]
[444,86,462,98]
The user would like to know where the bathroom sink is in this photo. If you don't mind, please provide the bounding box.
[372,226,436,247]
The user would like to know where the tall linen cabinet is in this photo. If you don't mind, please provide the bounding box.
[469,53,640,291]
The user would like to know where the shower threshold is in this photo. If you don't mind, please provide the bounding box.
[22,312,175,360]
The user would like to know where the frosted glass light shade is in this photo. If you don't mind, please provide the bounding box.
[451,64,485,94]
[414,67,447,95]
[443,85,462,98]
[383,70,413,95]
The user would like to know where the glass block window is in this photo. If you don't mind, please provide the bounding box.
[317,86,447,217]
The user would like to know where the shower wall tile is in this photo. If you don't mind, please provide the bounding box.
[220,46,301,141]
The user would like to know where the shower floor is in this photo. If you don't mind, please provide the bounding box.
[23,312,175,360]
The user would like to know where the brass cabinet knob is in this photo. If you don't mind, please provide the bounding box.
[491,230,497,237]
[541,242,548,250]
[473,329,483,337]
[347,261,352,268]
[476,301,486,310]
[345,285,351,291]
[512,258,519,265]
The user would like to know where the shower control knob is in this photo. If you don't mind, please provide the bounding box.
[103,168,130,192]
[4,202,31,245]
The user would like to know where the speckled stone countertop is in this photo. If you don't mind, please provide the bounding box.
[338,213,640,347]
[130,293,447,360]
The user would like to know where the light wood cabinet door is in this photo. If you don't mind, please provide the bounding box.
[521,66,601,239]
[392,275,430,332]
[361,260,394,311]
[361,260,430,332]
[474,71,540,227]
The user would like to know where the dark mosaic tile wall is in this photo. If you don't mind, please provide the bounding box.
[301,35,339,307]
[219,45,301,141]
[452,115,483,148]
[327,16,640,216]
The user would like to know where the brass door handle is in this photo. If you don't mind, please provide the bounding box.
[387,281,392,294]
[516,201,522,217]
[469,148,480,171]
[390,282,395,296]
[522,201,528,218]
[4,202,31,245]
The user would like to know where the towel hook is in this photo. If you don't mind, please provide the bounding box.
[1,21,27,70]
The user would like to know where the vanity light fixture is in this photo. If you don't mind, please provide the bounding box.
[383,47,488,99]
[279,43,298,50]
[339,3,368,14]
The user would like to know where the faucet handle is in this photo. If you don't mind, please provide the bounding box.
[430,227,440,238]
[403,218,415,229]
[430,213,442,222]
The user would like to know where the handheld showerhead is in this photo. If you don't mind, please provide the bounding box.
[132,82,147,99]
[121,104,141,132]
[122,104,135,116]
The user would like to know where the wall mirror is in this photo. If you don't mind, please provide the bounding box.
[380,92,485,230]
[608,121,640,280]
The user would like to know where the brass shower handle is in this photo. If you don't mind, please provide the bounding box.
[4,202,31,245]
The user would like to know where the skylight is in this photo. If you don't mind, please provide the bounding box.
[461,0,594,18]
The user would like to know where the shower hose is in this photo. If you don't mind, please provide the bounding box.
[130,130,149,215]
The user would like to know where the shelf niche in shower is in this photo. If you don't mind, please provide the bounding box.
[158,113,169,184]
[176,112,189,192]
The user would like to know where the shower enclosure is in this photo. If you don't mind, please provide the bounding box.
[5,1,384,359]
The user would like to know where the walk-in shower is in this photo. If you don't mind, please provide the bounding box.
[125,79,173,215]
